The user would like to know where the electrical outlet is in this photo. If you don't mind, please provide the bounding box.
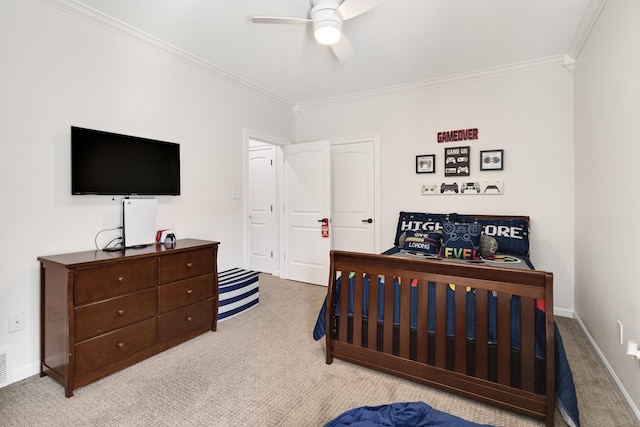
[8,312,25,333]
[617,320,623,345]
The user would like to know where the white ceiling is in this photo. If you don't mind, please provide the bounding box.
[70,0,597,105]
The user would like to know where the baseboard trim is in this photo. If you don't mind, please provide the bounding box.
[553,307,575,318]
[10,362,39,386]
[574,313,640,423]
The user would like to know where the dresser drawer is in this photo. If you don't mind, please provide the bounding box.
[158,248,214,284]
[158,274,214,314]
[74,317,157,377]
[158,299,213,342]
[75,258,157,305]
[74,289,157,342]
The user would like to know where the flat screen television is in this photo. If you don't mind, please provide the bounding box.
[71,126,181,196]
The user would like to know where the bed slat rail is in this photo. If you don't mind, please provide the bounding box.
[416,279,429,364]
[325,250,554,426]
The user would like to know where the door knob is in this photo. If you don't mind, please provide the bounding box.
[362,218,373,223]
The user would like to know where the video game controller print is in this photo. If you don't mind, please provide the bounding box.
[460,182,480,193]
[440,183,458,193]
[484,184,500,193]
[443,222,482,243]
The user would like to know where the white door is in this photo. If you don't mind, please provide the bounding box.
[284,141,331,285]
[248,144,276,273]
[331,141,375,253]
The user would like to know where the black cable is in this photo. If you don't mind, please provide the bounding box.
[95,226,123,250]
[103,236,123,251]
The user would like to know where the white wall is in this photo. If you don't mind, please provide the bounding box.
[574,0,640,415]
[296,64,576,315]
[5,2,636,416]
[0,0,294,383]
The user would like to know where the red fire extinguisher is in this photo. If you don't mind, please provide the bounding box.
[321,218,329,238]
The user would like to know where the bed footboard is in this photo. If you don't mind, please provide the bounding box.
[325,250,555,426]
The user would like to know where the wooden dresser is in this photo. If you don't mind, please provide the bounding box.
[38,239,219,397]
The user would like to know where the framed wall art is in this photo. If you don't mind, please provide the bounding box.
[444,146,470,177]
[416,154,435,174]
[480,149,504,171]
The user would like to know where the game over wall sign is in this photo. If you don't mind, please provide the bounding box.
[437,128,478,143]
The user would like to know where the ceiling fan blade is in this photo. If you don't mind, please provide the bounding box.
[331,35,354,62]
[251,16,311,25]
[336,0,384,21]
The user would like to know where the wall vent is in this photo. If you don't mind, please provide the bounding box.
[0,347,10,388]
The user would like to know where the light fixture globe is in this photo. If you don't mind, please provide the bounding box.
[311,1,343,45]
[313,20,342,45]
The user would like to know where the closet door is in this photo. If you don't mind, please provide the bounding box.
[331,141,375,253]
[248,144,276,274]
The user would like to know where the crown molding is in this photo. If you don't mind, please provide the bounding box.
[567,0,608,59]
[40,0,596,115]
[39,0,296,108]
[296,55,568,112]
[563,54,576,73]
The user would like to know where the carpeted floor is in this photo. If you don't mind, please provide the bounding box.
[0,273,637,426]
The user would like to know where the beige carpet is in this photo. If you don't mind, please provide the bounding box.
[0,274,637,426]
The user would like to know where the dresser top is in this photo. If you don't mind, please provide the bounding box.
[38,239,219,268]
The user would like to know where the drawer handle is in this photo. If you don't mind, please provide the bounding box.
[186,262,193,269]
[117,276,125,284]
[186,316,193,322]
[117,309,125,316]
[186,289,193,295]
[117,341,125,349]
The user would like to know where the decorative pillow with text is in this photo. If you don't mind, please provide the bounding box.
[439,222,482,260]
[394,211,458,246]
[458,216,530,256]
[401,230,442,256]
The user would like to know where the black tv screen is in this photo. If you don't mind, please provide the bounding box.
[71,126,181,196]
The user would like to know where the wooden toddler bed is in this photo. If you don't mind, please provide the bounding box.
[313,212,580,426]
[323,249,555,425]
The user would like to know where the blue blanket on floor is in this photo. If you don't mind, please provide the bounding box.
[313,274,580,427]
[324,402,494,427]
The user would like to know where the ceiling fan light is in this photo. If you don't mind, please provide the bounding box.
[314,22,342,45]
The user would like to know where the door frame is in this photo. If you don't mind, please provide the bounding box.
[243,129,288,277]
[243,131,381,278]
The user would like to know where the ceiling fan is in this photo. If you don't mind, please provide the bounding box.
[251,0,384,62]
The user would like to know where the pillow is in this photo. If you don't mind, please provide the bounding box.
[394,211,458,246]
[439,222,482,260]
[480,235,498,258]
[458,217,530,256]
[401,230,442,256]
[484,218,529,256]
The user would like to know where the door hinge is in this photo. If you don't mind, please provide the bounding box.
[271,251,273,258]
[270,205,273,212]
